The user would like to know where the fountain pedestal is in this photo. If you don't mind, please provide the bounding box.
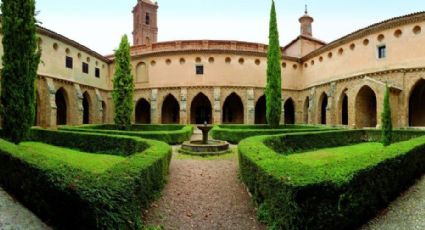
[179,124,230,156]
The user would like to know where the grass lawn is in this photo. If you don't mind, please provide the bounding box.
[256,136,425,186]
[18,141,126,174]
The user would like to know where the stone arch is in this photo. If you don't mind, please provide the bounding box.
[136,62,148,82]
[255,95,266,124]
[408,78,425,126]
[284,98,295,124]
[102,101,107,123]
[135,98,151,124]
[82,92,91,124]
[318,92,328,125]
[338,89,349,125]
[303,96,309,124]
[355,85,377,128]
[161,94,180,124]
[55,87,69,125]
[222,92,244,124]
[190,93,212,124]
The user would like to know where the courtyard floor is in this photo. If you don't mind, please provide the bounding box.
[0,131,424,229]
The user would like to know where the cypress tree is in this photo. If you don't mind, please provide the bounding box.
[1,0,41,144]
[112,35,134,130]
[266,0,282,128]
[381,85,392,146]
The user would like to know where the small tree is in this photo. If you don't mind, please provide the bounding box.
[1,0,41,144]
[265,0,282,128]
[112,35,134,130]
[381,85,392,146]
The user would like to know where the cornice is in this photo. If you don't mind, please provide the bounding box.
[301,11,425,61]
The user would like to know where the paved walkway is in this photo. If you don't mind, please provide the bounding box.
[0,187,50,230]
[362,175,425,230]
[143,146,266,230]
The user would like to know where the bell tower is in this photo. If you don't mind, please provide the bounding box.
[133,0,158,46]
[299,5,314,37]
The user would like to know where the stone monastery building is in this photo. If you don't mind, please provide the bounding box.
[6,0,425,128]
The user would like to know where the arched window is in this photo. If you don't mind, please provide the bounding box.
[136,62,148,82]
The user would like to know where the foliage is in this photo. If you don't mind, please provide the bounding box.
[1,0,41,143]
[238,130,425,229]
[211,125,334,144]
[59,124,193,145]
[29,128,149,156]
[112,35,134,130]
[0,129,171,229]
[381,85,393,146]
[21,142,125,173]
[265,0,282,128]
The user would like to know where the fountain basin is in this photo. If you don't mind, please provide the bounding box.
[179,140,230,156]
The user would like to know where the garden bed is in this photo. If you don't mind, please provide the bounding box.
[238,129,425,230]
[59,124,193,145]
[0,128,172,229]
[211,124,334,144]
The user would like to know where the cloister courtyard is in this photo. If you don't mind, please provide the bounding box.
[1,0,425,229]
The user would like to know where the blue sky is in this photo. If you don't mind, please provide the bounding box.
[33,0,425,54]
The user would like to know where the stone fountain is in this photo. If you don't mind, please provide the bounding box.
[179,122,230,156]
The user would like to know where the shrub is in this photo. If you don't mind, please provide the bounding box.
[238,130,425,229]
[112,35,134,130]
[381,85,393,146]
[0,129,171,229]
[59,125,193,145]
[211,125,334,144]
[266,0,282,128]
[1,0,40,143]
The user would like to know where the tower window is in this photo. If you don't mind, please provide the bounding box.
[95,68,100,78]
[65,56,73,69]
[377,45,386,59]
[145,13,150,25]
[82,62,89,74]
[196,65,204,75]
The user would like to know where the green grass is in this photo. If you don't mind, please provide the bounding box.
[19,141,125,173]
[253,137,425,186]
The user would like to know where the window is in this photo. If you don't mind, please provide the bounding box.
[378,45,386,59]
[145,13,150,25]
[95,67,100,78]
[65,56,73,69]
[196,65,204,75]
[82,62,89,74]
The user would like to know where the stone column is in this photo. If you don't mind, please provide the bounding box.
[95,89,104,124]
[45,78,57,127]
[213,87,221,124]
[308,87,315,124]
[246,88,255,124]
[280,95,285,125]
[180,88,187,124]
[327,83,336,126]
[73,84,83,125]
[151,89,158,124]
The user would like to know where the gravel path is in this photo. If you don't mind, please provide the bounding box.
[0,187,50,230]
[143,145,266,230]
[362,175,425,230]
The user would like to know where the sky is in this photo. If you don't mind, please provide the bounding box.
[32,0,425,55]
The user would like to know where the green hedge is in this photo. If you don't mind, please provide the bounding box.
[238,130,425,230]
[211,124,333,144]
[59,124,193,145]
[0,129,172,229]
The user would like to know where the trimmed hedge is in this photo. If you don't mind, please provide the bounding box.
[59,124,193,145]
[0,129,172,229]
[211,124,333,144]
[239,130,425,230]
